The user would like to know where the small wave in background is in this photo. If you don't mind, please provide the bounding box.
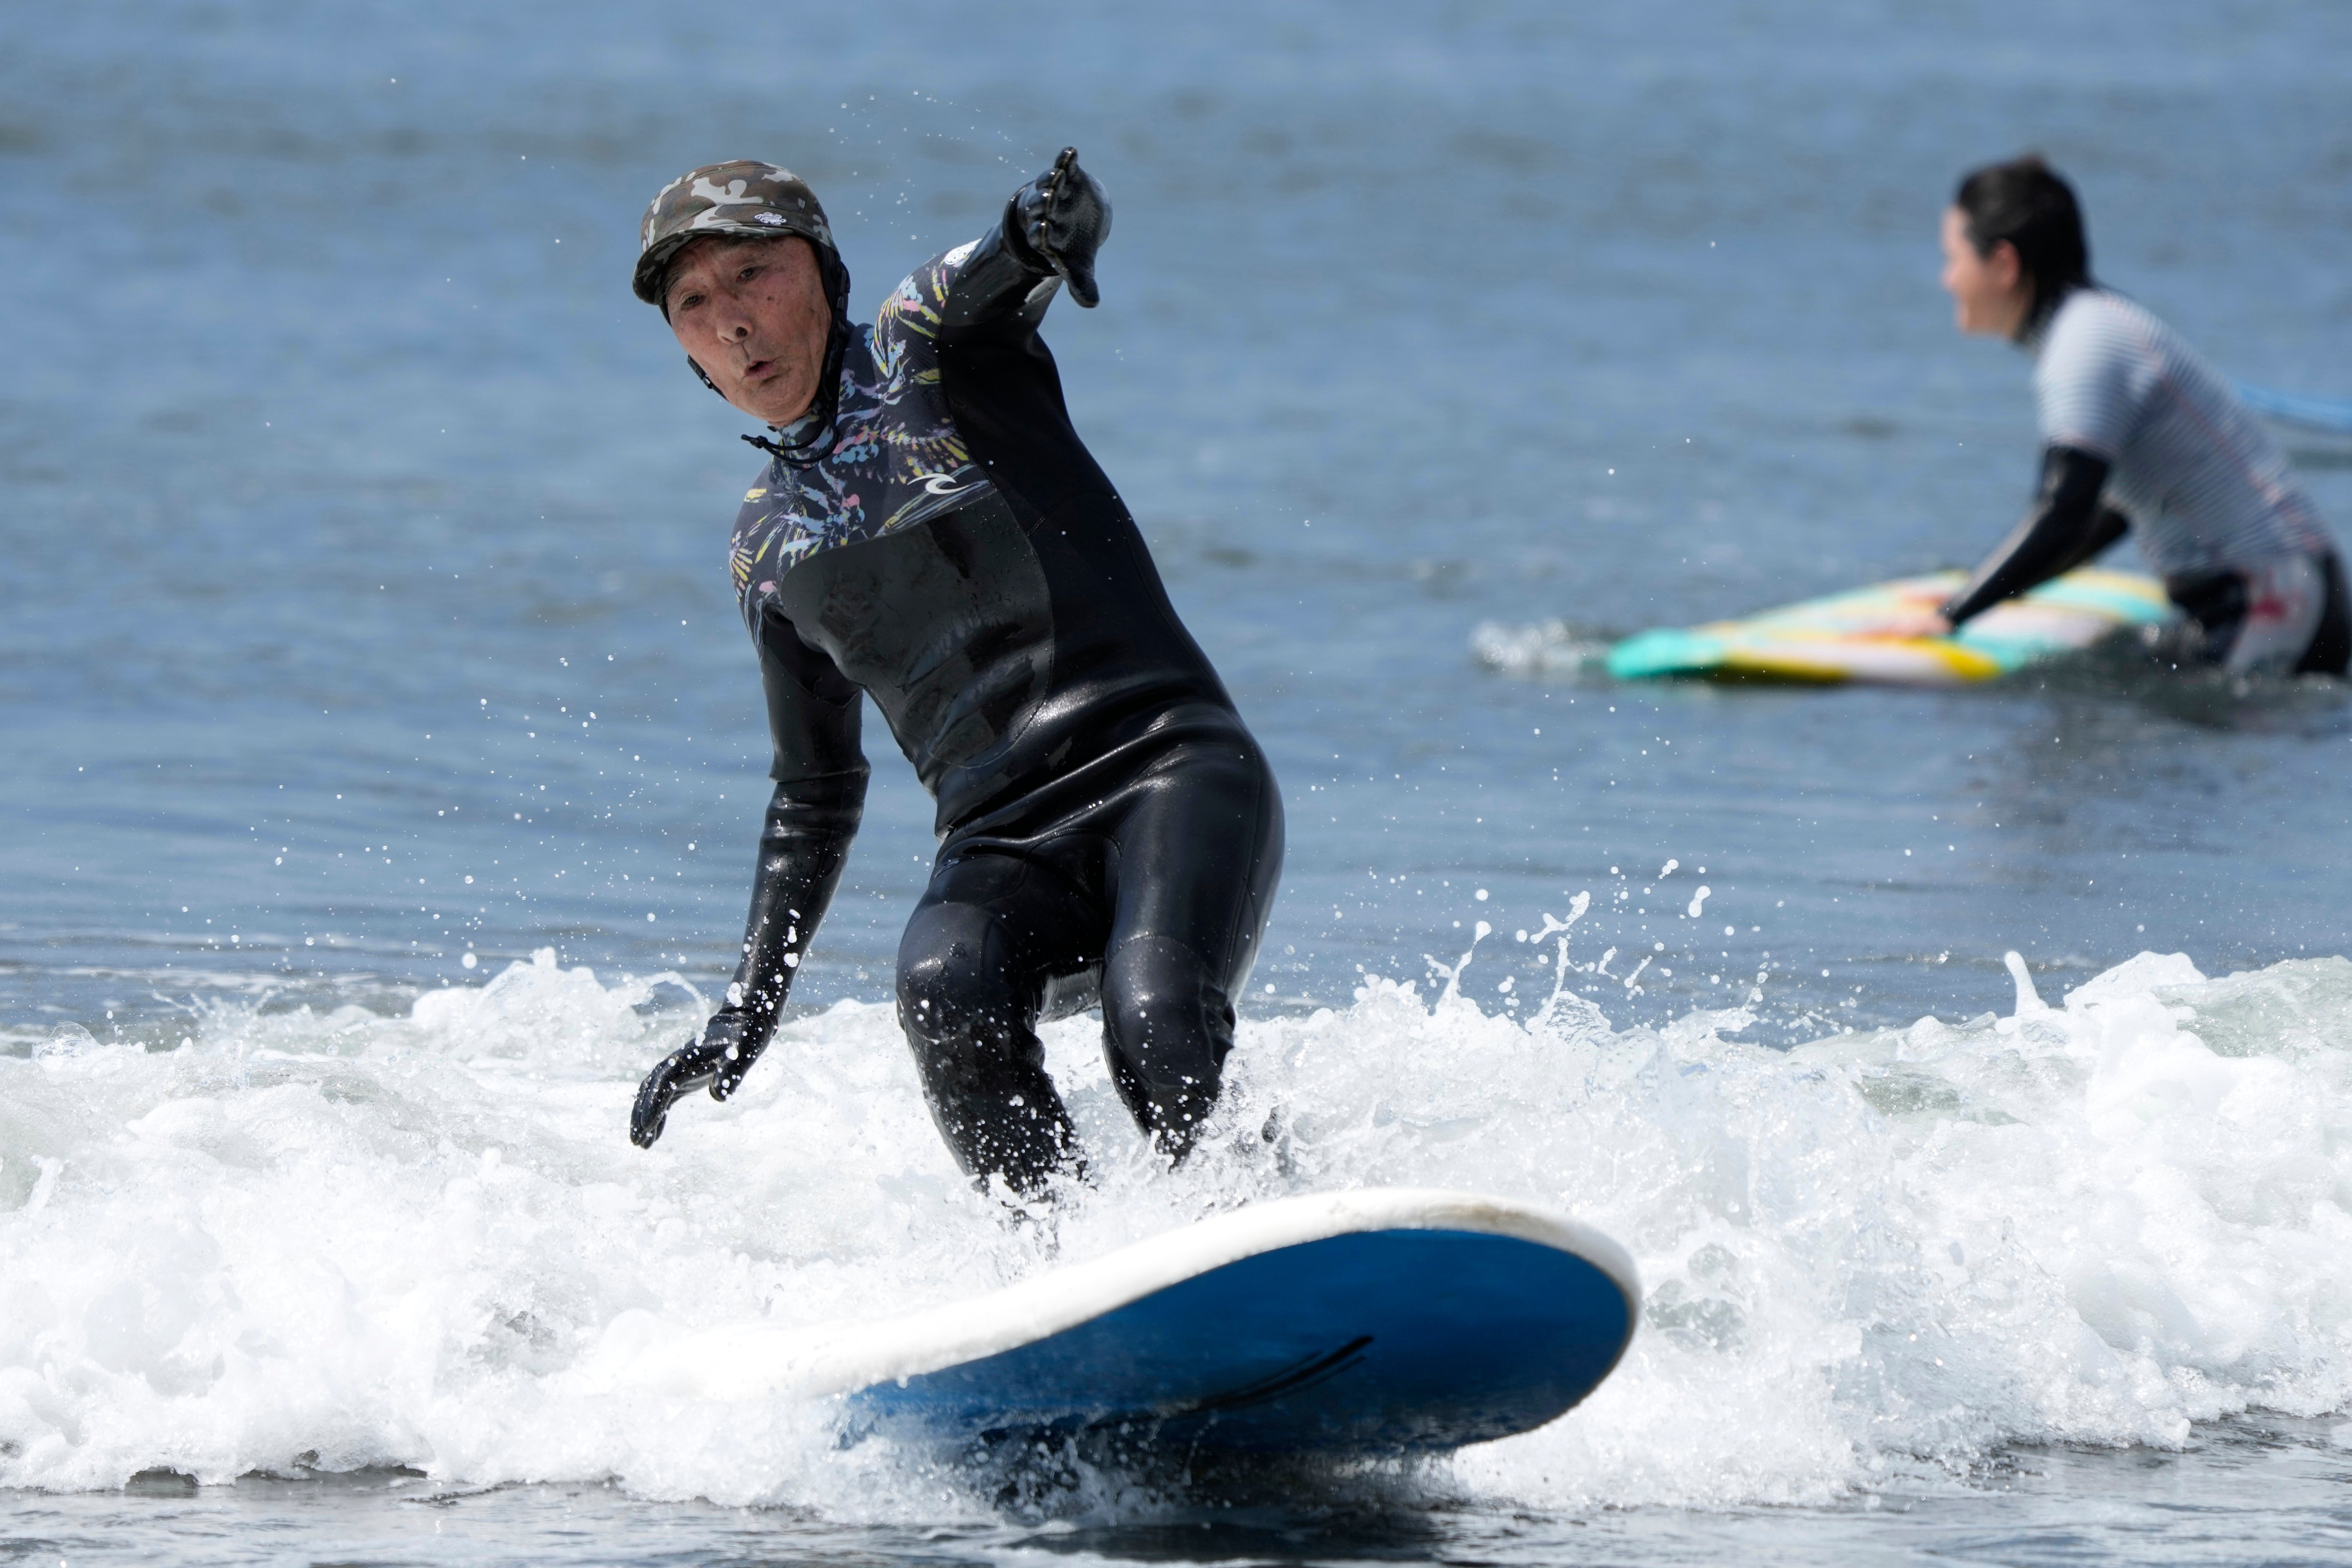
[1469,620,1617,679]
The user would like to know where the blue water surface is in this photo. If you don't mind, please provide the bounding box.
[5,0,2352,1558]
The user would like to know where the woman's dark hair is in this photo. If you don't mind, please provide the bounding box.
[1954,154,2092,336]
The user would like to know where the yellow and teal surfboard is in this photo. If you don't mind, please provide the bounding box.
[1606,567,2173,686]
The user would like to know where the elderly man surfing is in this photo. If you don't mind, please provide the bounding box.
[624,150,1283,1194]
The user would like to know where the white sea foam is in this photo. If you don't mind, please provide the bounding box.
[3,944,2351,1515]
[1468,618,1609,675]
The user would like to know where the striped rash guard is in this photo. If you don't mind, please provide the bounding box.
[2033,288,2331,574]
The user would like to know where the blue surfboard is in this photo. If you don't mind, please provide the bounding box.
[830,1190,1634,1456]
[623,1190,1638,1456]
[847,1216,1634,1453]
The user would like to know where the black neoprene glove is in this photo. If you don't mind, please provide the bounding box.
[629,1006,774,1148]
[1004,147,1112,308]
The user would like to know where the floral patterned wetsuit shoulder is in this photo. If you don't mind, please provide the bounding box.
[729,242,995,590]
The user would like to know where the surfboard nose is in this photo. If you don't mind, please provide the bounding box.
[851,1222,1636,1455]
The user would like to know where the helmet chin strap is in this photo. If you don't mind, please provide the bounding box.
[685,355,807,462]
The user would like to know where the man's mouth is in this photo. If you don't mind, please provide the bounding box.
[742,357,775,380]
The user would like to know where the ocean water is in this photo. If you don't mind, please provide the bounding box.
[6,0,2352,1560]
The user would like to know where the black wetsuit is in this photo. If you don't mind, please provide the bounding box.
[630,158,1283,1191]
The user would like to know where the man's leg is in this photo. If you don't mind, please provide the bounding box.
[895,850,1104,1192]
[1097,739,1284,1158]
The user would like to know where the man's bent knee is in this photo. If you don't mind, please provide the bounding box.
[897,903,1029,1045]
[895,901,1073,1190]
[1101,934,1237,1153]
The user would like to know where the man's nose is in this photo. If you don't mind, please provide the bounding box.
[712,295,755,342]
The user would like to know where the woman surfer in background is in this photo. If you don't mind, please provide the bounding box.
[1906,154,2348,676]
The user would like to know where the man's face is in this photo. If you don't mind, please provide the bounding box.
[664,235,831,426]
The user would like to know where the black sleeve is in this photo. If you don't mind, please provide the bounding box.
[2051,505,2130,576]
[934,190,1127,536]
[937,214,1061,335]
[725,608,869,1031]
[1939,445,2118,626]
[757,604,866,784]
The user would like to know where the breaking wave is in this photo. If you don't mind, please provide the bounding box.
[5,938,2351,1514]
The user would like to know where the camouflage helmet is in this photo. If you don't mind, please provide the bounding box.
[632,161,838,310]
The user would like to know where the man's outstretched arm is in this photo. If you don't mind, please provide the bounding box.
[938,146,1112,330]
[631,613,867,1148]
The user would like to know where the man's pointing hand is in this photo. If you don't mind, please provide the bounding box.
[1012,146,1112,308]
